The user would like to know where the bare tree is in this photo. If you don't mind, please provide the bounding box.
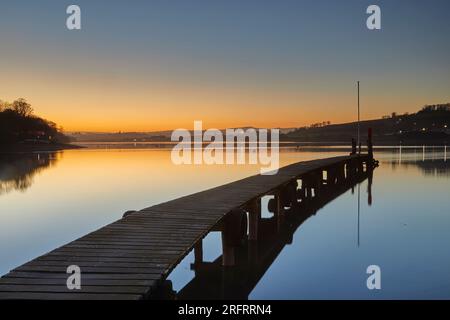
[0,99,10,112]
[11,98,33,117]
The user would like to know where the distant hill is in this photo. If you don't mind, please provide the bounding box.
[67,131,172,143]
[282,104,450,145]
[68,127,297,142]
[68,104,450,146]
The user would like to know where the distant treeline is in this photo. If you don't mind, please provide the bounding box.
[0,98,70,145]
[282,104,450,145]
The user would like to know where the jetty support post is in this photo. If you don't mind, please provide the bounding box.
[351,138,357,155]
[221,209,247,267]
[297,178,306,202]
[348,158,357,179]
[326,165,338,187]
[221,240,235,267]
[301,177,308,201]
[247,198,260,264]
[337,162,346,184]
[302,175,310,199]
[274,191,284,231]
[367,127,374,161]
[194,240,203,265]
[367,165,374,206]
[358,156,364,174]
[312,172,319,197]
[305,173,316,198]
[248,198,260,241]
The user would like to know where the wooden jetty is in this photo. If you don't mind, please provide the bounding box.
[0,153,375,300]
[177,166,374,299]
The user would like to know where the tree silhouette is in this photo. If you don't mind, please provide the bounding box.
[0,97,70,144]
[11,98,33,117]
[0,99,10,112]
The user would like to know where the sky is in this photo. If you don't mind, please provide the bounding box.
[1,0,449,132]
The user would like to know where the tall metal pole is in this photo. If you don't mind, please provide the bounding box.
[357,183,360,247]
[357,81,360,154]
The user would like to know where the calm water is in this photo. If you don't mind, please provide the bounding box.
[1,146,449,299]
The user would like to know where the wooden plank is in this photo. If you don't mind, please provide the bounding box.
[0,277,155,287]
[51,248,183,255]
[21,260,169,269]
[0,292,142,300]
[73,240,193,246]
[42,250,181,259]
[38,256,173,264]
[5,271,161,280]
[0,284,150,294]
[64,243,191,250]
[13,266,164,274]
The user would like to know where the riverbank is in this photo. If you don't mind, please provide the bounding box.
[0,142,84,153]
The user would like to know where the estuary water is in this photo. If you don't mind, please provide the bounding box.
[1,146,449,299]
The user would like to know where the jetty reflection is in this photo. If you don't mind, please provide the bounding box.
[159,162,375,300]
[0,153,59,196]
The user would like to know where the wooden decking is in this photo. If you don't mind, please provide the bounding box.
[0,155,370,300]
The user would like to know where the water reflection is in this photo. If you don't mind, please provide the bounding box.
[388,147,450,177]
[159,162,375,299]
[0,153,59,196]
[1,148,450,298]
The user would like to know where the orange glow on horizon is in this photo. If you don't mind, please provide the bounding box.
[2,57,443,132]
[34,98,431,132]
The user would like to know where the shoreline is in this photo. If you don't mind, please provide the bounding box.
[0,142,84,153]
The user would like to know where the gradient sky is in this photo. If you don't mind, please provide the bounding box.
[1,0,449,132]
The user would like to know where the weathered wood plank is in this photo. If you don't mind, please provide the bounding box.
[21,260,169,269]
[0,292,142,300]
[13,266,164,274]
[0,284,150,294]
[0,277,155,287]
[38,256,173,264]
[5,271,160,280]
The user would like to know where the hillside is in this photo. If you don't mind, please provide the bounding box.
[282,104,450,145]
